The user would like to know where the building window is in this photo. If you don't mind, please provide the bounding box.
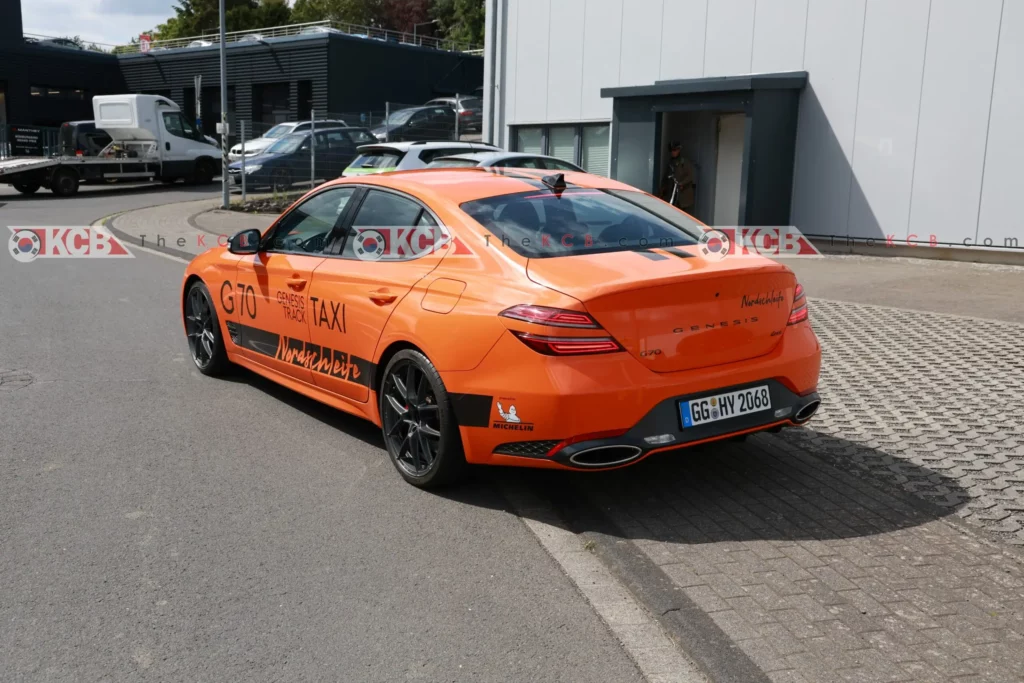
[511,123,610,176]
[30,86,85,100]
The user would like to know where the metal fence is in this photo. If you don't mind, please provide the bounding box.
[0,125,61,160]
[228,102,485,200]
[106,20,479,55]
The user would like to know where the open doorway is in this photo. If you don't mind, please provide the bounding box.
[659,110,747,226]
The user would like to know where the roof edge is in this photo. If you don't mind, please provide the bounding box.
[601,71,808,99]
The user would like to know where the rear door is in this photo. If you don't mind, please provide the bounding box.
[306,188,445,402]
[232,187,355,384]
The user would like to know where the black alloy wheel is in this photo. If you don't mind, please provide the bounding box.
[380,350,466,488]
[184,281,229,376]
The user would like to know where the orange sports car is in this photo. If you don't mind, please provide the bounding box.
[181,168,821,487]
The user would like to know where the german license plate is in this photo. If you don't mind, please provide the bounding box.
[680,385,771,428]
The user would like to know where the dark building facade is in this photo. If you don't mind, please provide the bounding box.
[118,33,483,141]
[1,0,482,139]
[0,0,126,128]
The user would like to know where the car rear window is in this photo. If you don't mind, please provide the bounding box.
[349,151,403,169]
[428,158,479,168]
[460,188,702,259]
[345,129,376,145]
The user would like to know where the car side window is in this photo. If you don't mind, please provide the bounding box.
[543,158,581,172]
[341,190,434,260]
[265,188,356,255]
[501,157,543,169]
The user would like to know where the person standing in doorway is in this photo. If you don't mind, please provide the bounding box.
[661,141,696,215]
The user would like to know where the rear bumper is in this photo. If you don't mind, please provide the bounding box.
[538,381,819,469]
[443,323,822,470]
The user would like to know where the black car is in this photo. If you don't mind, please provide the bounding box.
[58,121,113,157]
[370,106,457,142]
[426,96,482,133]
[227,127,376,191]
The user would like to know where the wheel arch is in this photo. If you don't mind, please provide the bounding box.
[181,274,204,322]
[373,340,425,400]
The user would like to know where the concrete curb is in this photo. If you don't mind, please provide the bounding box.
[96,210,196,262]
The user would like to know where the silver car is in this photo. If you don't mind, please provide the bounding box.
[426,151,585,172]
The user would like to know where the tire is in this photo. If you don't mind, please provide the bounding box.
[191,158,216,185]
[184,281,230,377]
[379,349,467,488]
[13,182,40,195]
[271,169,291,193]
[50,169,80,197]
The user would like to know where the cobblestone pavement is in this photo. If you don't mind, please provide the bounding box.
[517,297,1024,682]
[783,299,1024,544]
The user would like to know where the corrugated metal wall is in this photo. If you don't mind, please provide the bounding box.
[120,34,484,134]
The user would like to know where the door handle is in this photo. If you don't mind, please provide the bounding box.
[369,288,397,306]
[285,277,307,291]
[165,142,170,151]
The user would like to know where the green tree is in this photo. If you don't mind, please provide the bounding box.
[155,0,289,39]
[430,0,485,47]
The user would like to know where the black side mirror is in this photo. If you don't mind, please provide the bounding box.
[228,228,262,254]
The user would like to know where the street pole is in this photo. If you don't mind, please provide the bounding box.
[219,0,229,209]
[310,111,316,188]
[240,120,246,203]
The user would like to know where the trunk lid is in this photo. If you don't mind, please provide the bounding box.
[527,248,796,373]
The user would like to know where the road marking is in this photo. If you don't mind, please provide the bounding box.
[131,243,189,264]
[501,482,708,683]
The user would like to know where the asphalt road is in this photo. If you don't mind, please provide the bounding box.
[0,185,642,682]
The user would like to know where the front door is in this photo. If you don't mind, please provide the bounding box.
[233,187,355,384]
[307,188,444,402]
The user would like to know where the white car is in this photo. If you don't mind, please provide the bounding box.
[228,119,348,161]
[342,141,499,176]
[187,40,213,48]
[427,151,584,172]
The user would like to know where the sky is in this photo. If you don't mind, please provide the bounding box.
[21,0,294,47]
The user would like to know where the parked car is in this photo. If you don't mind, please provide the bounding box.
[427,151,584,172]
[229,119,349,161]
[237,33,265,43]
[187,40,213,48]
[342,141,499,177]
[425,96,482,132]
[58,121,113,157]
[370,106,457,142]
[227,127,375,191]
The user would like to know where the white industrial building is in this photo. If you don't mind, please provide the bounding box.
[482,0,1023,252]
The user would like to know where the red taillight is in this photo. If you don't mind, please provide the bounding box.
[512,332,623,356]
[500,304,599,328]
[459,110,472,116]
[788,283,808,325]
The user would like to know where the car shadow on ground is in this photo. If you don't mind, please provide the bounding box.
[217,366,967,544]
[0,181,221,202]
[464,430,970,545]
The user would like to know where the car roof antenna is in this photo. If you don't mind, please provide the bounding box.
[541,173,566,193]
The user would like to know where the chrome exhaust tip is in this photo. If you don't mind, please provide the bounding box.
[793,400,821,424]
[568,445,643,468]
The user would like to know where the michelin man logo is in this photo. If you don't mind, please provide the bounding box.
[496,402,521,423]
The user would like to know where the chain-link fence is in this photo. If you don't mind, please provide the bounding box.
[227,99,484,199]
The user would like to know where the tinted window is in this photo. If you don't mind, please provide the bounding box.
[542,158,583,172]
[499,157,543,169]
[460,189,702,259]
[266,134,306,155]
[428,158,478,168]
[341,190,430,260]
[345,129,376,145]
[419,148,473,164]
[162,112,185,137]
[266,188,356,254]
[348,151,402,170]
